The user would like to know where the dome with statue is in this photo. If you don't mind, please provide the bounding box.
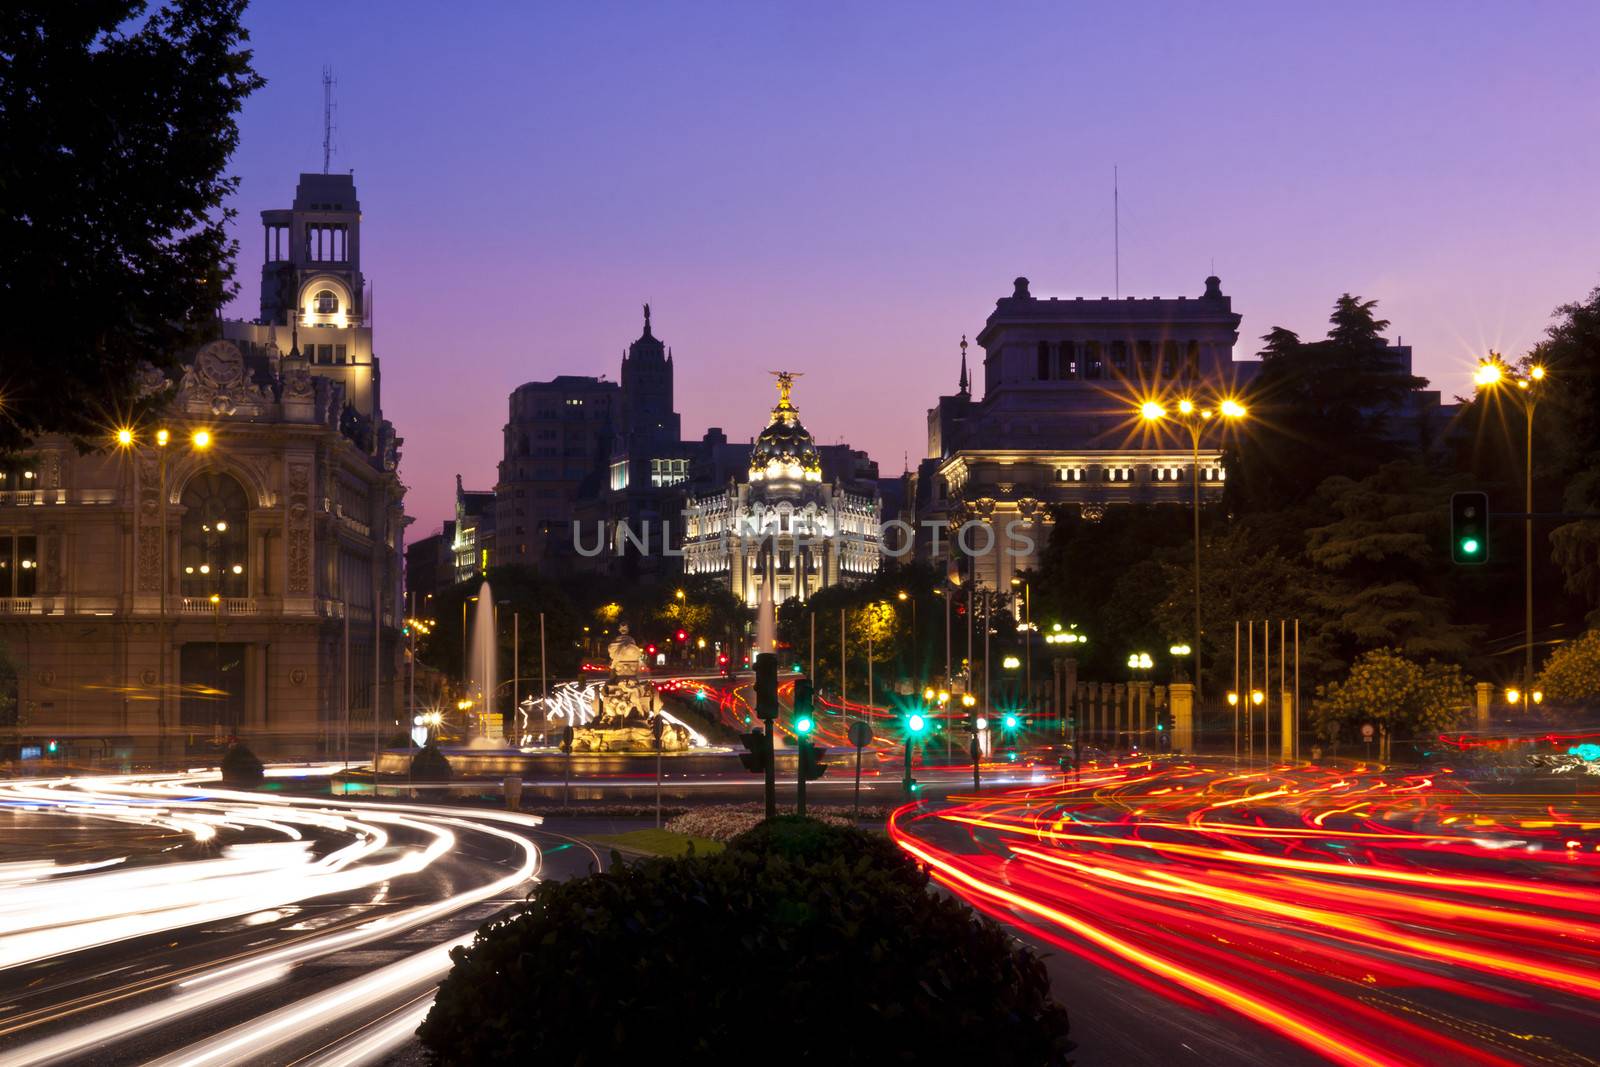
[749,371,822,485]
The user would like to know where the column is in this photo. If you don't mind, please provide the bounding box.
[1169,682,1195,753]
[1474,681,1493,734]
[1280,692,1295,761]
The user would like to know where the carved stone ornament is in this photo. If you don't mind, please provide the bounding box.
[195,340,246,390]
[289,667,307,686]
[286,463,312,594]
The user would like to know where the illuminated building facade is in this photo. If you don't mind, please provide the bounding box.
[682,374,882,607]
[0,172,405,761]
[911,275,1248,588]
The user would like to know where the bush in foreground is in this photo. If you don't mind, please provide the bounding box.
[418,819,1071,1065]
[219,743,264,786]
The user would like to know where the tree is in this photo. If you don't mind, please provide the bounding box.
[1230,294,1428,512]
[1311,648,1469,754]
[0,2,264,452]
[1536,629,1600,703]
[1303,461,1479,666]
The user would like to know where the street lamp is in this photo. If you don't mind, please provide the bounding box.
[1473,354,1547,701]
[1139,394,1248,705]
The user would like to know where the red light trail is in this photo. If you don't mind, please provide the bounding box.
[890,759,1600,1066]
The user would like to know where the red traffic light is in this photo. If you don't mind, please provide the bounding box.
[646,644,657,655]
[676,629,687,641]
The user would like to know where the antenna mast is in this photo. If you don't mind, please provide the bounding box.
[322,66,336,173]
[1113,165,1120,299]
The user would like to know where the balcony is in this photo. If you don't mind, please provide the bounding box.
[0,598,36,615]
[179,597,258,616]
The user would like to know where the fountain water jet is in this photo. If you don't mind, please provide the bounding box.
[469,581,498,740]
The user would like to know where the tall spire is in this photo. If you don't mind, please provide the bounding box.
[642,302,652,337]
[958,335,970,396]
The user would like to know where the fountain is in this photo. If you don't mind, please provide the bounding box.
[755,557,776,654]
[468,580,498,740]
[567,624,695,752]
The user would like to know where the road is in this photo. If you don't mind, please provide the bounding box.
[0,767,602,1066]
[889,757,1600,1067]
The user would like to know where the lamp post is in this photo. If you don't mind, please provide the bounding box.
[1139,396,1247,708]
[1473,356,1546,700]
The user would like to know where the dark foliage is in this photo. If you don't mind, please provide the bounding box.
[410,743,453,781]
[0,2,264,451]
[726,814,920,884]
[219,742,263,786]
[419,819,1072,1066]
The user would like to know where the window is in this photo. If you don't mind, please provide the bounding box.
[318,344,333,364]
[1103,466,1133,483]
[1084,341,1104,380]
[1056,467,1086,482]
[1111,341,1129,375]
[1161,340,1179,378]
[651,458,689,488]
[1136,340,1154,376]
[1037,341,1051,380]
[315,289,339,314]
[335,344,348,364]
[0,535,38,597]
[1058,344,1077,379]
[180,472,249,597]
[1185,340,1201,381]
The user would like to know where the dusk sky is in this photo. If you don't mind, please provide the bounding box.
[222,2,1600,538]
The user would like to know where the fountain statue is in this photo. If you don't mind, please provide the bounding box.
[569,624,693,752]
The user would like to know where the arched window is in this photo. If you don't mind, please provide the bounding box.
[314,289,339,314]
[180,472,249,597]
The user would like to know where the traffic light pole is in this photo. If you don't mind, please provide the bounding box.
[763,719,776,820]
[796,737,808,817]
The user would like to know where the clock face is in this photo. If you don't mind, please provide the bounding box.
[196,341,244,387]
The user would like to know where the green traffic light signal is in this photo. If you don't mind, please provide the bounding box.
[1002,714,1020,731]
[795,715,815,735]
[1450,491,1489,565]
[1460,537,1480,557]
[906,713,927,735]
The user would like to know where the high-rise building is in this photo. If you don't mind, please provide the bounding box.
[493,376,617,563]
[0,172,405,761]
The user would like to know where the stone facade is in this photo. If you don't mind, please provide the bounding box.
[911,275,1251,589]
[681,374,882,608]
[0,173,404,762]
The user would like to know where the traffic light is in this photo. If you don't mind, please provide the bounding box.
[754,653,778,719]
[799,742,829,780]
[739,730,769,773]
[794,678,814,718]
[795,713,815,735]
[46,739,58,755]
[906,712,928,736]
[1451,491,1489,565]
[1001,713,1020,732]
[676,629,688,642]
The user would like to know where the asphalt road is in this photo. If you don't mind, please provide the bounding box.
[892,758,1600,1067]
[0,768,603,1066]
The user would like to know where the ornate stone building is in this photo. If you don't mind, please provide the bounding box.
[681,374,882,607]
[0,172,404,761]
[911,275,1251,589]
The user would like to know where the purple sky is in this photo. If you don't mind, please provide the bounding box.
[222,2,1600,537]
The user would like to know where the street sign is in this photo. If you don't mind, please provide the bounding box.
[848,721,874,748]
[1360,723,1375,740]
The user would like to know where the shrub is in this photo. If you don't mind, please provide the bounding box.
[419,822,1072,1066]
[665,805,854,842]
[410,742,452,781]
[219,742,264,786]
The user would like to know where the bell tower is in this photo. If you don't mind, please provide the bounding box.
[258,173,366,328]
